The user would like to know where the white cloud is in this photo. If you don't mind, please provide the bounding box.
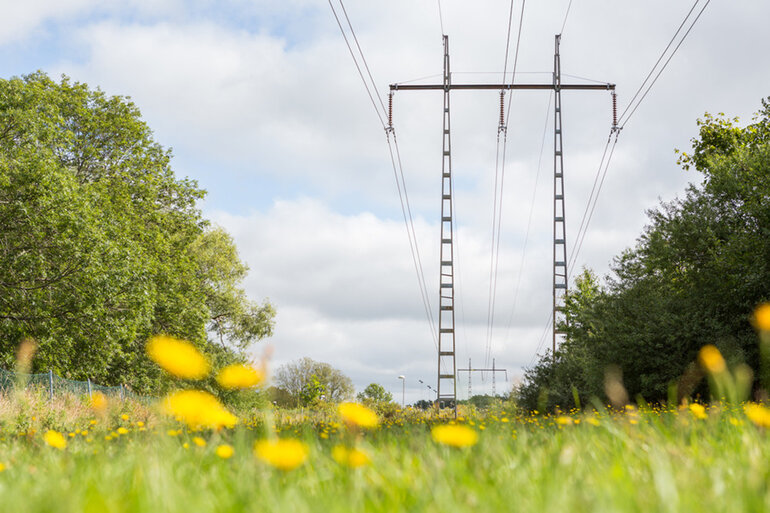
[7,0,770,402]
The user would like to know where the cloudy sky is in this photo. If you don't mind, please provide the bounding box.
[3,0,768,404]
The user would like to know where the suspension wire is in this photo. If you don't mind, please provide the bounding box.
[327,0,386,126]
[338,0,388,116]
[618,0,711,128]
[568,131,620,277]
[387,133,439,349]
[484,0,527,370]
[560,0,574,35]
[501,0,517,81]
[327,0,441,356]
[566,131,613,272]
[437,0,446,35]
[528,313,553,369]
[502,92,552,342]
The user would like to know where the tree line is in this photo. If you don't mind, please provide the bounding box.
[0,72,275,394]
[517,98,770,411]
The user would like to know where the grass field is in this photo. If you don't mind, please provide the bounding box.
[1,393,770,513]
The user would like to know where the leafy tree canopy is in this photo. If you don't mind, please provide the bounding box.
[0,72,274,393]
[273,357,354,407]
[517,98,770,412]
[356,383,394,405]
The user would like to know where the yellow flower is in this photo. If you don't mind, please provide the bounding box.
[338,402,379,428]
[689,403,707,420]
[44,430,67,450]
[753,304,770,332]
[555,416,574,426]
[216,444,234,459]
[193,436,207,447]
[146,335,210,379]
[698,345,726,374]
[0,463,5,472]
[216,364,264,390]
[585,417,600,426]
[745,403,770,428]
[163,390,238,430]
[254,438,308,471]
[431,424,478,448]
[117,427,129,435]
[331,445,371,468]
[90,392,107,414]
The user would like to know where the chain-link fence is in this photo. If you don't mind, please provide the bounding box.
[0,367,140,400]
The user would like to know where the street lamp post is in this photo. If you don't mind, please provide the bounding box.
[398,375,405,409]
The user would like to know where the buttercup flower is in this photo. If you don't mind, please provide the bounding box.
[338,402,379,428]
[254,438,308,471]
[753,303,770,332]
[332,445,371,468]
[698,345,726,374]
[44,430,67,450]
[90,392,107,415]
[163,390,237,430]
[146,335,210,379]
[745,403,770,428]
[689,403,707,420]
[216,444,234,459]
[431,424,478,448]
[216,364,264,390]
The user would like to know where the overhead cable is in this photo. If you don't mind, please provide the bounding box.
[618,0,712,128]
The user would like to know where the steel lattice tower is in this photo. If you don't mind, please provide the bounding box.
[436,35,458,414]
[552,34,569,354]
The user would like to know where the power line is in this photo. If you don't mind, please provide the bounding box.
[485,0,527,370]
[338,0,389,117]
[568,131,620,277]
[560,0,574,35]
[327,0,386,126]
[327,0,440,354]
[437,0,445,35]
[618,0,712,128]
[503,92,552,343]
[566,131,613,273]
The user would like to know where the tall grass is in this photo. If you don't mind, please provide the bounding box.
[0,397,768,512]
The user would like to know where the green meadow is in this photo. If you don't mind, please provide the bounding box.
[1,394,769,513]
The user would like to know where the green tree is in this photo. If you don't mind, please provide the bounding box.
[518,98,770,410]
[356,383,394,405]
[0,72,274,392]
[273,357,354,407]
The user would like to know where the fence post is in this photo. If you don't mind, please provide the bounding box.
[87,378,92,399]
[48,370,54,400]
[120,384,124,401]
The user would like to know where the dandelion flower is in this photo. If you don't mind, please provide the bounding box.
[698,345,726,374]
[0,463,5,472]
[431,424,478,448]
[163,390,237,430]
[745,403,770,428]
[216,444,234,459]
[753,304,770,332]
[556,416,574,426]
[44,430,67,450]
[254,438,308,471]
[193,436,207,447]
[338,403,379,428]
[90,392,108,414]
[146,335,210,379]
[117,427,129,435]
[689,403,707,420]
[332,445,371,468]
[216,364,264,390]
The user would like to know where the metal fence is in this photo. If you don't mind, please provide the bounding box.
[0,367,140,400]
